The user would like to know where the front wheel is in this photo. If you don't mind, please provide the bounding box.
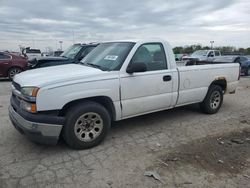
[63,101,111,149]
[200,85,223,114]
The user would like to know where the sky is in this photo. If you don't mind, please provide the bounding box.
[0,0,250,51]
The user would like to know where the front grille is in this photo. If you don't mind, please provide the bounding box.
[12,81,21,92]
[12,94,21,107]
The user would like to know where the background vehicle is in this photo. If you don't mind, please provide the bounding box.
[9,39,239,149]
[0,52,27,80]
[175,53,187,61]
[182,50,221,61]
[240,56,250,75]
[53,50,64,57]
[28,43,98,69]
[212,55,243,64]
[22,48,42,60]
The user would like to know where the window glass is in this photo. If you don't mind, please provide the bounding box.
[26,49,41,54]
[240,57,248,62]
[215,51,220,56]
[80,47,95,58]
[208,51,214,56]
[81,42,135,71]
[131,43,167,71]
[60,45,82,59]
[0,54,11,60]
[192,50,208,56]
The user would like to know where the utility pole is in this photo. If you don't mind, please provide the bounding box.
[210,41,214,49]
[59,41,63,50]
[72,30,75,44]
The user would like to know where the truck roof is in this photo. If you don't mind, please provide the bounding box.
[100,39,170,44]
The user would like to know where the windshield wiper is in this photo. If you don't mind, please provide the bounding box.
[81,62,109,71]
[82,62,107,71]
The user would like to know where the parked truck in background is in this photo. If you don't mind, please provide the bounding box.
[9,39,240,149]
[22,48,42,60]
[183,49,245,64]
[27,43,98,69]
[182,50,221,61]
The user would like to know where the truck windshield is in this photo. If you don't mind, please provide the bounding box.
[81,42,135,71]
[60,45,82,59]
[192,50,208,56]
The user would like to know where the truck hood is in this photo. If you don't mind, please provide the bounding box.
[28,56,70,66]
[36,56,69,61]
[14,64,106,87]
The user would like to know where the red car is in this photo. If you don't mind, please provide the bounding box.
[0,52,28,80]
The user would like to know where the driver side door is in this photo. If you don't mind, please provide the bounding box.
[120,43,174,118]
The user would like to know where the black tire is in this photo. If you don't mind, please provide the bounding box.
[8,67,22,80]
[63,101,111,150]
[245,68,250,76]
[200,85,223,114]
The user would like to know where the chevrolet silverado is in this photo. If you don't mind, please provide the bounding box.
[9,39,240,149]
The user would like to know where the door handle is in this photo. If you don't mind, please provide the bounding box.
[163,75,172,82]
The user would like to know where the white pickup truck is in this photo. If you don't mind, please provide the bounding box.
[182,50,242,65]
[182,50,221,61]
[9,39,240,149]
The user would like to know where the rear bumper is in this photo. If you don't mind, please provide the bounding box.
[9,105,63,145]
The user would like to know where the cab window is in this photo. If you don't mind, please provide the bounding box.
[208,51,215,57]
[215,51,220,56]
[131,43,167,71]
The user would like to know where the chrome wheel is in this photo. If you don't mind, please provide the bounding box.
[74,112,103,142]
[210,91,221,109]
[9,68,21,79]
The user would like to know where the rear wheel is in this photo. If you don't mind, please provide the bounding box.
[63,101,111,149]
[200,85,223,114]
[8,67,22,80]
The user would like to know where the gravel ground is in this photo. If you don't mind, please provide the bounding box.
[0,77,250,188]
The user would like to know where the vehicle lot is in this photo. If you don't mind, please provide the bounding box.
[0,77,250,188]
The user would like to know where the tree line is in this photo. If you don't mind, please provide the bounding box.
[173,45,250,55]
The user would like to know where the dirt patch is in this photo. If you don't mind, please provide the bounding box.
[158,128,250,175]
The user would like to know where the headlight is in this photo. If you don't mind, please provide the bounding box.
[21,87,39,97]
[20,100,37,113]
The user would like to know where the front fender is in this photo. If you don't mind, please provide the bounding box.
[36,79,120,112]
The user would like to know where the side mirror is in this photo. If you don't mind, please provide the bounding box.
[126,62,147,74]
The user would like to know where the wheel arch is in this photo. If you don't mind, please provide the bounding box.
[209,77,227,93]
[59,96,116,121]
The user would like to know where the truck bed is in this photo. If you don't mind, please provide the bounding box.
[176,63,239,106]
